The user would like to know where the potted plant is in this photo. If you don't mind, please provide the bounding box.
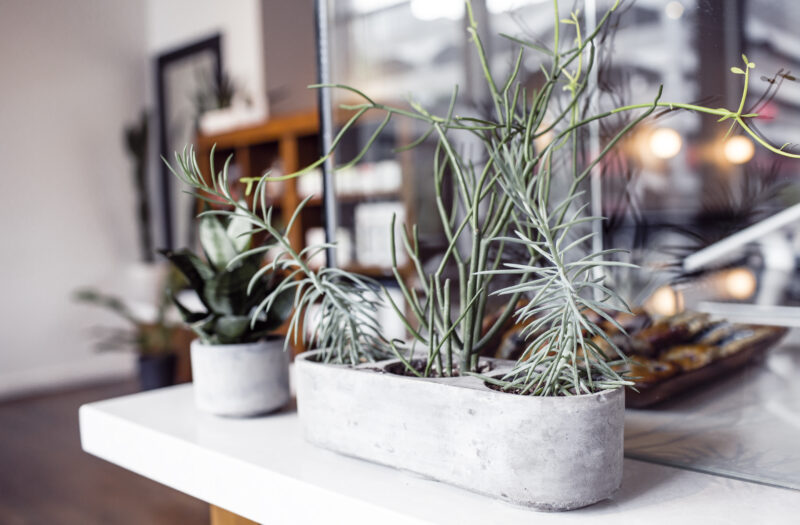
[195,71,267,136]
[124,110,155,263]
[166,0,799,510]
[74,286,178,391]
[160,211,293,417]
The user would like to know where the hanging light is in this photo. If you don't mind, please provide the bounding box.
[721,267,757,300]
[723,135,755,164]
[649,127,683,159]
[665,1,685,20]
[647,286,685,316]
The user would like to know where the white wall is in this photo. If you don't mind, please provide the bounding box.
[146,0,267,112]
[0,0,272,398]
[0,0,148,397]
[145,0,266,254]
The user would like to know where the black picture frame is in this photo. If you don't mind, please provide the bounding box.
[155,34,222,250]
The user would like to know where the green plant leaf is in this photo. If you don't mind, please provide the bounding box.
[159,249,214,306]
[213,315,251,343]
[73,288,139,325]
[168,290,208,324]
[207,256,267,314]
[204,271,243,316]
[227,204,253,252]
[259,286,294,328]
[199,214,238,270]
[730,66,745,75]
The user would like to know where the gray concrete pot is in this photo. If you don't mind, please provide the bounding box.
[295,351,624,511]
[190,338,289,417]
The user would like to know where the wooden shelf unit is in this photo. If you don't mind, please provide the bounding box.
[195,111,320,253]
[194,111,416,351]
[195,110,416,277]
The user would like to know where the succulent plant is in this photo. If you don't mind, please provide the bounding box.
[73,282,176,357]
[160,211,292,345]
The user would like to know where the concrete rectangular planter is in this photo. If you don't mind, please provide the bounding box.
[295,351,624,511]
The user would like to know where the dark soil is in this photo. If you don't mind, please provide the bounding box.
[385,359,494,378]
[484,377,609,396]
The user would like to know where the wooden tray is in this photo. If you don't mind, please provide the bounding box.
[625,328,788,408]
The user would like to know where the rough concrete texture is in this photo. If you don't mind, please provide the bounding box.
[191,339,290,417]
[296,351,624,511]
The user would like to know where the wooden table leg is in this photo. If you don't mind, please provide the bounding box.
[209,504,259,525]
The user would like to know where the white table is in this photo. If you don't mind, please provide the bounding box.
[79,384,800,524]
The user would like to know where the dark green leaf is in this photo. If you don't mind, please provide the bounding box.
[168,290,209,324]
[213,315,251,343]
[159,249,214,301]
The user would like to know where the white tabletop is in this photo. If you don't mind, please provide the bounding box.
[79,384,800,524]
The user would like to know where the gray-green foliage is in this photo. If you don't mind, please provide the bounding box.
[166,153,390,362]
[168,0,798,393]
[280,0,640,393]
[160,209,292,345]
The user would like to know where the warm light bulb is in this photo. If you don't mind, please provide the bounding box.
[649,127,682,159]
[724,135,755,164]
[665,1,684,19]
[410,0,463,20]
[723,267,757,300]
[647,286,684,316]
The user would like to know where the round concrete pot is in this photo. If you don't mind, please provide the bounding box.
[296,351,624,511]
[190,338,289,417]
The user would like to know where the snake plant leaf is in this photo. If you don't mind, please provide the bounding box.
[203,264,255,316]
[189,314,218,344]
[199,214,238,271]
[158,249,214,288]
[158,249,214,308]
[251,286,295,333]
[234,257,265,311]
[227,205,253,253]
[203,275,234,316]
[239,263,275,311]
[168,290,208,324]
[213,315,251,343]
[265,286,294,325]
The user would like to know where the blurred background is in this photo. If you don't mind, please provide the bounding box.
[2,0,800,522]
[0,1,318,522]
[0,0,317,399]
[5,0,800,412]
